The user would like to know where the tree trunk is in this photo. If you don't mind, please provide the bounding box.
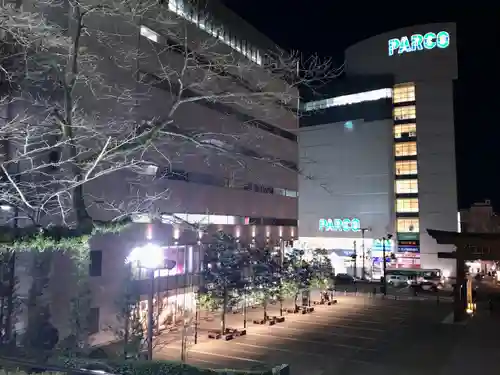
[220,287,227,334]
[293,294,298,310]
[263,297,267,321]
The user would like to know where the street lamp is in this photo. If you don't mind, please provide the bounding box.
[360,227,371,280]
[381,234,393,296]
[126,243,166,360]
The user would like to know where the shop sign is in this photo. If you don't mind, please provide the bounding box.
[396,252,420,259]
[388,31,450,56]
[372,239,393,250]
[398,246,420,253]
[318,217,361,232]
[397,232,419,241]
[398,240,419,246]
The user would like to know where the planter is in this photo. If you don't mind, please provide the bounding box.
[273,316,285,323]
[223,334,234,341]
[313,300,325,305]
[253,319,266,325]
[327,299,338,305]
[208,331,221,339]
[236,329,247,336]
[267,319,276,326]
[286,307,299,314]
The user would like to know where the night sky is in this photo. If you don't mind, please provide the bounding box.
[221,3,499,211]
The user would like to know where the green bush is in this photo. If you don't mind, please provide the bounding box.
[108,359,272,375]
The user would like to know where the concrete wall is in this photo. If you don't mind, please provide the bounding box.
[345,23,458,270]
[5,0,298,344]
[298,119,394,240]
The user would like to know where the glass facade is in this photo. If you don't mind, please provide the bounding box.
[302,88,392,112]
[393,83,420,258]
[394,123,416,139]
[393,105,416,121]
[395,160,418,175]
[393,83,416,103]
[395,179,418,194]
[396,218,419,233]
[395,142,417,157]
[396,198,419,213]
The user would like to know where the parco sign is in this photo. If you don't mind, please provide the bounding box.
[319,218,361,232]
[388,31,450,56]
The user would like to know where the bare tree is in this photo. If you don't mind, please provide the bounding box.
[0,0,339,349]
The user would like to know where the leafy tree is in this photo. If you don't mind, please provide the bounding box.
[281,249,313,310]
[200,232,248,333]
[250,247,280,321]
[311,248,334,295]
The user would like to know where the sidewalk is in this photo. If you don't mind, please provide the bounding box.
[153,291,327,356]
[438,310,500,375]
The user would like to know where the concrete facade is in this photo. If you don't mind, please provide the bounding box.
[1,0,298,344]
[298,23,458,275]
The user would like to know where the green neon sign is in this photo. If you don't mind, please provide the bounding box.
[388,31,450,56]
[319,218,361,232]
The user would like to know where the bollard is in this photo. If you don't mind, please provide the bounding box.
[372,287,377,298]
[344,289,347,296]
[355,287,358,296]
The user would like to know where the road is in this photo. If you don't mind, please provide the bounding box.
[155,293,460,374]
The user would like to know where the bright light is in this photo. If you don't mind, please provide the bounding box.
[173,228,180,240]
[126,243,164,269]
[443,270,450,278]
[303,88,392,112]
[0,205,12,212]
[140,25,159,43]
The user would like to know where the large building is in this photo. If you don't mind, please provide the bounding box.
[2,0,298,344]
[298,23,457,277]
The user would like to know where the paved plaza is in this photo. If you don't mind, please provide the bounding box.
[155,294,464,374]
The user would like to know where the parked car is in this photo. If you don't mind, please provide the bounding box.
[334,273,356,285]
[387,275,409,287]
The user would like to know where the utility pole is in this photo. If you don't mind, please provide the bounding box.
[381,234,393,296]
[352,241,357,278]
[360,228,371,280]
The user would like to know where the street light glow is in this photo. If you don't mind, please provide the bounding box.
[126,243,164,269]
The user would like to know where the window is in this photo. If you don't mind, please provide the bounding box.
[88,307,100,334]
[393,83,416,103]
[167,0,262,65]
[397,218,419,233]
[89,251,102,277]
[303,88,392,112]
[395,142,417,157]
[395,179,418,194]
[394,123,417,139]
[395,160,418,175]
[396,198,419,213]
[393,105,416,120]
[140,25,160,43]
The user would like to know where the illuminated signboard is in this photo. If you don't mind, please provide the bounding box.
[319,218,361,232]
[388,31,450,56]
[372,239,393,250]
[398,246,420,253]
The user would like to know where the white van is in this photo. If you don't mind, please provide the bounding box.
[387,275,410,286]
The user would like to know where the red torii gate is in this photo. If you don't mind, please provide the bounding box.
[427,229,500,322]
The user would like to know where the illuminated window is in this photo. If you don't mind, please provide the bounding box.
[393,83,416,103]
[393,105,416,121]
[168,0,262,65]
[303,88,392,112]
[394,123,416,139]
[395,179,418,194]
[396,218,419,233]
[396,198,419,213]
[140,25,160,43]
[395,142,417,157]
[395,160,417,175]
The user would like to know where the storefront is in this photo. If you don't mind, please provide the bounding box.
[294,237,395,278]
